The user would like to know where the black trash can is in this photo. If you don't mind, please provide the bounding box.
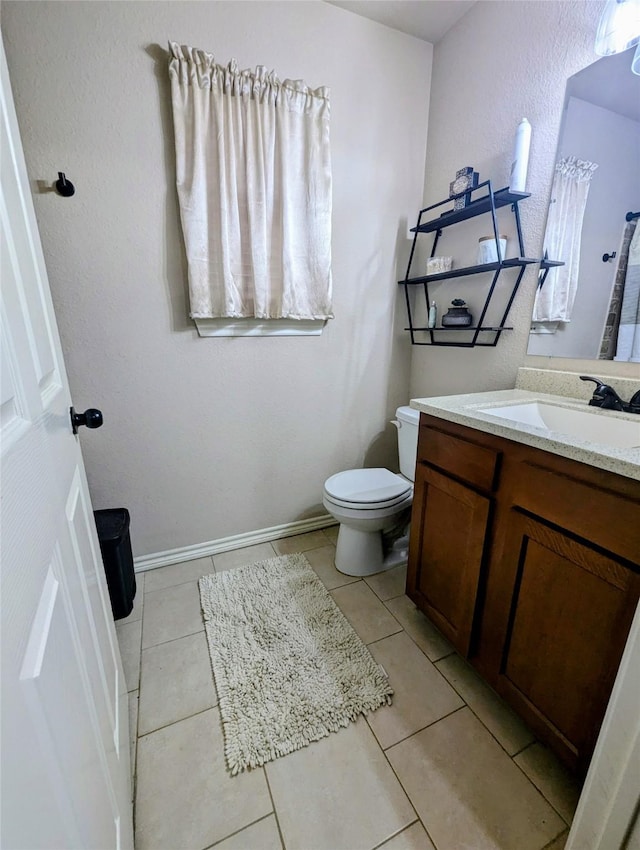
[94,508,136,620]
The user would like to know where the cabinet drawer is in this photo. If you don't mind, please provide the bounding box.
[418,420,501,492]
[511,461,640,565]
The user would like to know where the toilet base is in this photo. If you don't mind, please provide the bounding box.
[334,525,409,577]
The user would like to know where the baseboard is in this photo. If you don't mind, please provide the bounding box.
[134,514,338,572]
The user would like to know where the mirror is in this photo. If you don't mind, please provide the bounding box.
[527,50,640,361]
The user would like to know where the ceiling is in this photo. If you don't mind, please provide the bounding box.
[568,49,640,124]
[326,0,477,44]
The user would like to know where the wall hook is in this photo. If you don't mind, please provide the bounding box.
[55,172,75,197]
[602,251,617,263]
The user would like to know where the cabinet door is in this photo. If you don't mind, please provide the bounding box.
[407,463,491,656]
[496,511,640,774]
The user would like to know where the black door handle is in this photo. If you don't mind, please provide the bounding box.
[70,407,103,434]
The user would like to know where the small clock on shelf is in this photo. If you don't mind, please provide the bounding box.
[449,167,479,211]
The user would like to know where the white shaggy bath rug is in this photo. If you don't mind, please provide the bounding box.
[198,553,393,774]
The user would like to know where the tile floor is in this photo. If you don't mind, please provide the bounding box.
[116,529,581,850]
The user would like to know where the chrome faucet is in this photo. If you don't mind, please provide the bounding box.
[580,376,640,414]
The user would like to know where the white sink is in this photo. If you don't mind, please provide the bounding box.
[477,401,640,449]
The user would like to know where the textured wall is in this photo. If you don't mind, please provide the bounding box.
[2,1,432,556]
[409,0,639,401]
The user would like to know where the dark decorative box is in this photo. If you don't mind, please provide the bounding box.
[441,299,473,327]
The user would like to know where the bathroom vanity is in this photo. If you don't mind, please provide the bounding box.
[407,388,640,776]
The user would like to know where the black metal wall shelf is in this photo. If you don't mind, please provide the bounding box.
[404,257,538,285]
[399,180,552,348]
[411,187,530,234]
[407,326,514,332]
[537,258,565,290]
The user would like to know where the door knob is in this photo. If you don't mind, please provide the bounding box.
[70,406,103,434]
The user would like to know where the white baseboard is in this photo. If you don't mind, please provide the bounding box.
[134,514,338,572]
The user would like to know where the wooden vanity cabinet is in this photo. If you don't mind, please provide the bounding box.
[407,423,499,656]
[407,413,640,775]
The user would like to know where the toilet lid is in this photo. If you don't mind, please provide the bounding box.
[324,468,411,505]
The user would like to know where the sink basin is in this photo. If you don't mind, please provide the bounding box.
[477,401,640,449]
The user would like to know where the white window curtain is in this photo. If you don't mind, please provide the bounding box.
[168,42,333,322]
[532,157,598,324]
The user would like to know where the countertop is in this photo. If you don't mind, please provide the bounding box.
[410,388,640,482]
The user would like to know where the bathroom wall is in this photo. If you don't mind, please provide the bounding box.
[527,97,640,360]
[2,1,432,556]
[409,0,639,401]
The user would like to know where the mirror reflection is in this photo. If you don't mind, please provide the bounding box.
[528,50,640,361]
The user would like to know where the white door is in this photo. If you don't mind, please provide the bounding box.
[0,42,133,850]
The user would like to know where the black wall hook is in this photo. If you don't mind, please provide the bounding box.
[602,251,617,263]
[55,172,75,197]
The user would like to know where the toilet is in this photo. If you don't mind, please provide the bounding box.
[323,406,420,577]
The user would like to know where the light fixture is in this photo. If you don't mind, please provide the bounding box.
[595,0,640,55]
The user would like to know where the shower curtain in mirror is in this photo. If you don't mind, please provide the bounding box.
[532,157,598,326]
[168,42,333,320]
[614,222,640,362]
[599,220,637,360]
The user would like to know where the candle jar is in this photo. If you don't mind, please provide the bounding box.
[477,235,507,265]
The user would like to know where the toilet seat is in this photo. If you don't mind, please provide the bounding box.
[324,468,411,510]
[323,489,413,522]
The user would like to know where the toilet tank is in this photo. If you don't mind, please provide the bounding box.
[395,406,420,482]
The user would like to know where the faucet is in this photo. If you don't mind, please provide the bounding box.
[628,390,640,414]
[580,376,640,414]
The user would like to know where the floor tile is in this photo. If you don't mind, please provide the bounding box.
[128,690,138,794]
[436,653,535,756]
[266,717,415,850]
[365,564,408,602]
[304,544,360,590]
[272,530,331,555]
[135,708,272,850]
[213,543,275,573]
[322,525,339,543]
[514,743,581,824]
[117,573,144,624]
[330,582,402,645]
[209,815,282,850]
[378,821,436,850]
[142,581,203,649]
[386,708,565,850]
[116,618,142,692]
[384,595,454,661]
[138,631,217,735]
[144,556,214,593]
[368,632,463,749]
